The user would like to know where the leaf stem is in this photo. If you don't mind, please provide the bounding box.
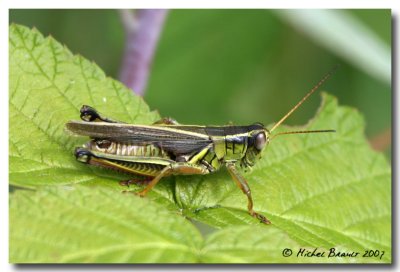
[118,9,169,96]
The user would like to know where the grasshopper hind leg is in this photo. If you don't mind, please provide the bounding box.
[225,162,271,224]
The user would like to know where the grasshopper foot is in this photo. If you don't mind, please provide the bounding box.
[121,189,147,198]
[119,180,132,187]
[134,191,147,198]
[119,177,152,188]
[251,211,271,224]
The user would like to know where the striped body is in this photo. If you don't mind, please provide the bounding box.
[87,140,169,158]
[79,123,268,177]
[67,66,337,225]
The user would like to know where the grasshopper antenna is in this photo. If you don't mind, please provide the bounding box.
[270,129,336,140]
[269,65,339,133]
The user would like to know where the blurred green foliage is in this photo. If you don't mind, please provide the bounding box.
[9,9,391,143]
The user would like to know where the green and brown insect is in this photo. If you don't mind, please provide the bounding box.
[66,69,336,224]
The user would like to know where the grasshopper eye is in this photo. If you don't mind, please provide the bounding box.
[255,132,266,151]
[96,140,111,149]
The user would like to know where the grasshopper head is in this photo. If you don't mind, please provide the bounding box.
[239,67,339,168]
[241,123,270,168]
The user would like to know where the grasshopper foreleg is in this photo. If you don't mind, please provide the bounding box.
[225,162,271,224]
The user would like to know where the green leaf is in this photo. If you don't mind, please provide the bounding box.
[9,24,159,188]
[9,186,389,263]
[169,93,391,262]
[9,187,202,263]
[7,187,318,263]
[201,225,351,263]
[201,225,304,263]
[9,24,391,263]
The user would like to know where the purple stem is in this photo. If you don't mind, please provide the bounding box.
[119,9,168,96]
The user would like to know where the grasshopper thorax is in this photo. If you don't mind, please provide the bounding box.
[240,123,270,168]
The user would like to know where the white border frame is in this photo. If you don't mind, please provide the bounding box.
[2,1,398,272]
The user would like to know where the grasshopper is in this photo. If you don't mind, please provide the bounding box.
[66,69,336,224]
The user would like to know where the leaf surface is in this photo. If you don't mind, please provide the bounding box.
[171,94,391,262]
[9,24,159,188]
[10,187,202,263]
[9,24,391,263]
